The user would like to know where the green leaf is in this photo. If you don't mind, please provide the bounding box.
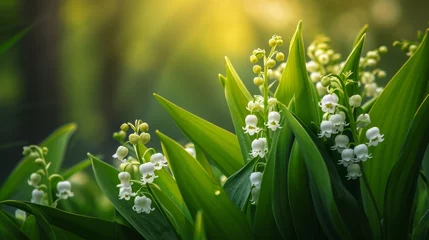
[223,157,257,210]
[352,24,368,46]
[193,211,207,240]
[0,26,31,55]
[90,154,177,240]
[274,21,320,126]
[61,159,91,179]
[156,131,253,239]
[360,29,429,229]
[412,176,429,234]
[0,209,28,239]
[21,215,42,240]
[383,94,429,239]
[223,57,254,163]
[413,209,429,240]
[154,94,243,176]
[0,123,77,200]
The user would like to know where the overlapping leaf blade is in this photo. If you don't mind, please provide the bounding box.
[0,209,28,239]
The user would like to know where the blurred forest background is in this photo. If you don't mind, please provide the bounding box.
[0,0,428,183]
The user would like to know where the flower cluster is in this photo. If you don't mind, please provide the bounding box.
[358,47,388,98]
[112,120,167,214]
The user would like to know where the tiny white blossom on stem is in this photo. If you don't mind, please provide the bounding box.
[243,115,261,136]
[117,172,132,188]
[265,111,282,131]
[356,114,371,130]
[318,121,334,138]
[150,153,168,170]
[329,112,348,133]
[366,127,384,146]
[306,60,319,72]
[338,148,354,167]
[319,93,339,113]
[113,146,129,162]
[250,138,268,158]
[250,172,263,189]
[56,181,74,200]
[28,173,41,187]
[331,135,349,153]
[354,144,372,162]
[139,162,158,184]
[132,196,155,214]
[118,186,135,200]
[31,189,44,204]
[346,164,362,180]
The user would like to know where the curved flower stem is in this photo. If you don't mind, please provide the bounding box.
[133,144,143,164]
[31,145,53,206]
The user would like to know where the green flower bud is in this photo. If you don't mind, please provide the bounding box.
[42,147,48,155]
[250,55,258,64]
[29,152,39,159]
[275,52,285,61]
[253,65,262,74]
[120,123,129,131]
[379,45,388,54]
[276,39,283,46]
[118,131,126,139]
[269,38,277,47]
[138,122,149,132]
[266,59,276,69]
[129,133,140,145]
[35,158,44,166]
[253,77,264,86]
[22,146,31,155]
[140,132,151,144]
[321,76,331,87]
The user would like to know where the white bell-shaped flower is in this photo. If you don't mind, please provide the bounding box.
[346,164,362,180]
[310,72,321,83]
[356,114,371,129]
[139,162,158,184]
[113,146,128,162]
[250,138,268,158]
[349,95,362,108]
[265,111,282,131]
[361,72,375,84]
[150,153,168,170]
[354,144,372,162]
[250,172,263,189]
[250,187,260,205]
[365,83,378,97]
[329,112,348,133]
[331,135,349,153]
[316,82,327,96]
[185,146,196,158]
[319,93,339,113]
[337,148,354,166]
[31,189,44,204]
[243,115,261,136]
[56,181,74,200]
[28,173,41,187]
[118,186,135,200]
[132,195,155,214]
[318,120,334,138]
[306,60,319,72]
[117,172,132,188]
[366,127,384,146]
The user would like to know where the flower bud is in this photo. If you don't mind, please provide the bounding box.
[349,95,362,108]
[250,55,258,64]
[321,76,331,87]
[29,152,39,159]
[253,77,264,86]
[318,54,329,65]
[266,59,276,69]
[268,97,278,106]
[120,123,129,131]
[129,133,140,145]
[269,38,276,47]
[275,52,285,61]
[139,122,149,132]
[310,72,321,83]
[276,39,283,46]
[379,46,388,54]
[366,59,377,67]
[35,158,44,166]
[42,147,48,155]
[253,65,261,74]
[377,70,386,78]
[22,147,31,155]
[140,132,151,144]
[30,173,41,185]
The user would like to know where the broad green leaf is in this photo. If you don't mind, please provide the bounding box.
[223,57,254,163]
[413,209,429,240]
[193,211,207,240]
[0,123,77,200]
[156,131,253,239]
[274,21,320,127]
[61,159,91,179]
[21,215,42,240]
[361,96,377,113]
[360,29,429,229]
[154,94,243,176]
[0,209,28,239]
[383,94,429,239]
[223,157,258,210]
[194,144,216,181]
[412,176,429,233]
[90,155,177,239]
[0,26,31,55]
[423,145,429,178]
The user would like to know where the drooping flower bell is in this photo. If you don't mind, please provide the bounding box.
[306,60,319,72]
[316,82,327,96]
[354,144,372,162]
[139,162,158,184]
[150,153,168,170]
[366,127,384,146]
[318,120,334,138]
[117,172,132,188]
[243,115,261,136]
[56,181,74,200]
[329,112,348,133]
[250,138,268,158]
[31,189,44,204]
[318,93,339,113]
[113,146,128,162]
[265,111,282,131]
[28,173,41,187]
[356,114,371,130]
[337,148,354,167]
[250,172,263,189]
[331,134,349,153]
[118,186,135,200]
[132,195,155,214]
[349,95,362,108]
[346,163,362,180]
